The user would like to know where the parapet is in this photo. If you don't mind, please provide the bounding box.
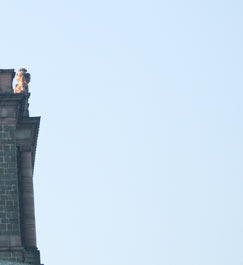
[0,69,15,93]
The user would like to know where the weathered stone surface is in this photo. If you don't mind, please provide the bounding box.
[0,125,21,238]
[0,261,31,265]
[14,70,30,95]
[0,70,15,94]
[0,87,41,265]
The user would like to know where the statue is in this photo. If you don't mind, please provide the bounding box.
[14,68,31,94]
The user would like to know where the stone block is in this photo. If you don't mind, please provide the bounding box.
[0,107,16,119]
[0,70,15,94]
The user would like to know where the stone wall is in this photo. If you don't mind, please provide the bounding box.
[0,93,41,265]
[0,125,21,239]
[0,125,22,263]
[0,251,23,263]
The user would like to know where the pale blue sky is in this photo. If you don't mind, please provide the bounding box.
[1,1,243,265]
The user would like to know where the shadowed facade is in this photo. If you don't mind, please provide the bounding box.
[0,70,41,265]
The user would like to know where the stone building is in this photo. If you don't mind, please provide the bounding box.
[0,69,42,265]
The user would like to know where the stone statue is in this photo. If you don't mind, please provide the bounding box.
[14,68,31,94]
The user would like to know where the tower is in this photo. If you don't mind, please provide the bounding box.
[0,69,41,264]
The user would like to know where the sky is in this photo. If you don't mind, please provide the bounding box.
[1,0,243,264]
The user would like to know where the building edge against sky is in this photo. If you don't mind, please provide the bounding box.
[0,69,42,265]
